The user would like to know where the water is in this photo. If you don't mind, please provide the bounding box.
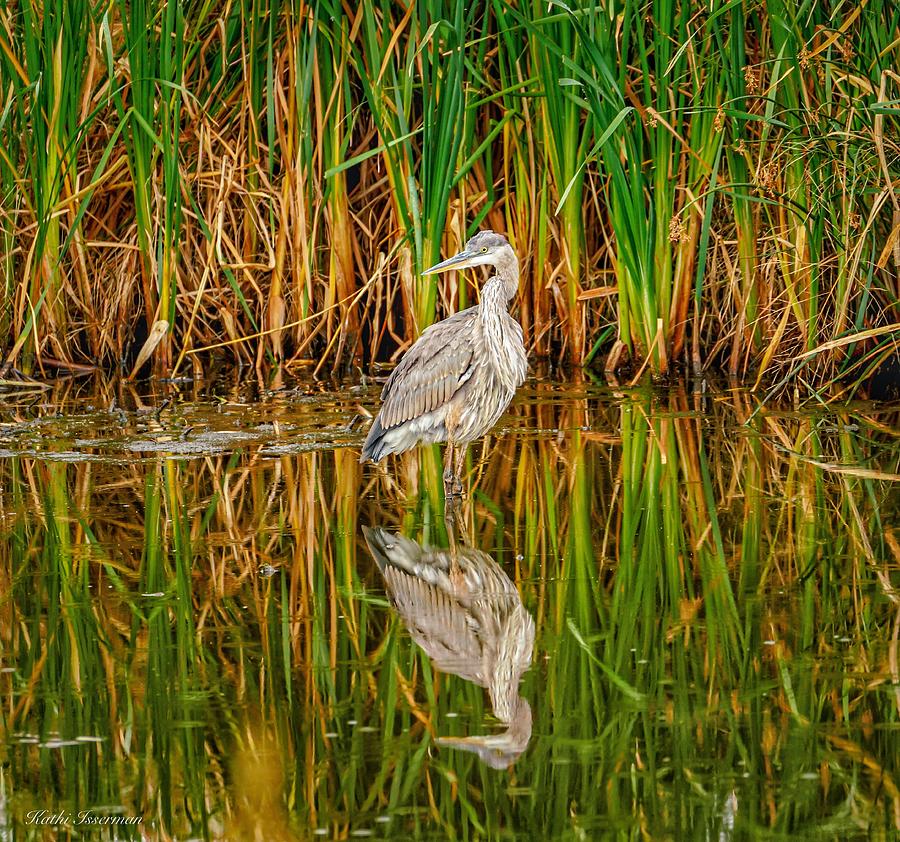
[0,374,898,840]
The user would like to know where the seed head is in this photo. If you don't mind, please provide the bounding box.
[743,65,759,94]
[714,107,725,133]
[668,216,689,243]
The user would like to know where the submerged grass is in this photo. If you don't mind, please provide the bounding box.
[0,1,896,390]
[0,379,898,838]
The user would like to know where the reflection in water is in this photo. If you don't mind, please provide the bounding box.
[363,524,535,769]
[1,376,899,838]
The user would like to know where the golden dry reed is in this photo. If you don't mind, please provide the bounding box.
[0,1,897,388]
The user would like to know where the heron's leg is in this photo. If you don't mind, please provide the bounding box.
[443,442,455,496]
[444,500,459,557]
[443,496,466,587]
[453,444,467,495]
[444,492,465,537]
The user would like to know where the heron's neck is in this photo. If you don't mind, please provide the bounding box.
[479,246,520,314]
[477,245,525,393]
[491,691,532,734]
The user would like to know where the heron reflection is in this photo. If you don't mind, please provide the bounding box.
[363,525,534,769]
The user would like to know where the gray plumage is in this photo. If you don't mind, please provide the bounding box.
[360,231,527,494]
[363,526,534,769]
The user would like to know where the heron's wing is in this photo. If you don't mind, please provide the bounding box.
[364,527,524,689]
[378,308,478,429]
[383,566,489,686]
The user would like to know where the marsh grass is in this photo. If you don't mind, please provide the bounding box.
[0,379,898,838]
[0,1,897,389]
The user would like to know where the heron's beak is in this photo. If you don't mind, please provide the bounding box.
[421,249,477,275]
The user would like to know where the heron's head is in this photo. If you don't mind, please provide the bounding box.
[435,698,532,769]
[421,231,513,275]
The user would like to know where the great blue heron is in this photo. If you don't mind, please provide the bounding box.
[359,231,526,496]
[363,525,534,769]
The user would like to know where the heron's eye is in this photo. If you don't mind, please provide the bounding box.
[481,247,488,253]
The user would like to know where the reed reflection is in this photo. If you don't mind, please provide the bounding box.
[363,516,534,769]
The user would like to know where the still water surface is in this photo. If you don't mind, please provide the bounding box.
[0,374,898,840]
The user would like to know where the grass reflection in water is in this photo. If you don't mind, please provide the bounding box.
[0,378,898,840]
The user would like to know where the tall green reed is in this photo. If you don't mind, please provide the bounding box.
[0,1,898,388]
[0,0,94,371]
[111,0,186,366]
[520,1,592,356]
